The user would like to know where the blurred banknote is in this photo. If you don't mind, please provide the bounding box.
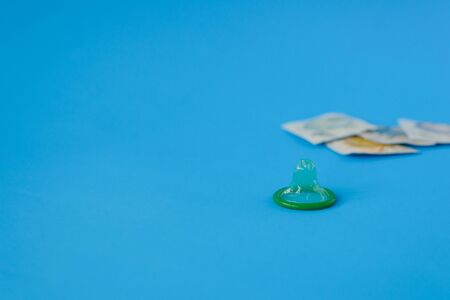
[282,113,376,144]
[399,119,450,144]
[326,136,417,155]
[359,126,435,146]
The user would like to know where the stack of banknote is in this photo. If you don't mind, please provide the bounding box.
[282,113,450,155]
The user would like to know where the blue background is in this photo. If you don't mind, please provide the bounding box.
[2,1,450,299]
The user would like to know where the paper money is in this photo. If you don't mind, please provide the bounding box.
[282,113,376,144]
[326,136,418,155]
[399,119,450,144]
[359,126,436,146]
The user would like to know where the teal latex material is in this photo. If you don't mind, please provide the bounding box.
[273,159,336,210]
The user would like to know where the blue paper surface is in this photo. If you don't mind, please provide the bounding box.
[1,1,450,299]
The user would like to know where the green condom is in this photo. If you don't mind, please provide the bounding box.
[273,159,336,210]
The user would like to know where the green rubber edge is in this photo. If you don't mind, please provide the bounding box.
[273,187,336,210]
